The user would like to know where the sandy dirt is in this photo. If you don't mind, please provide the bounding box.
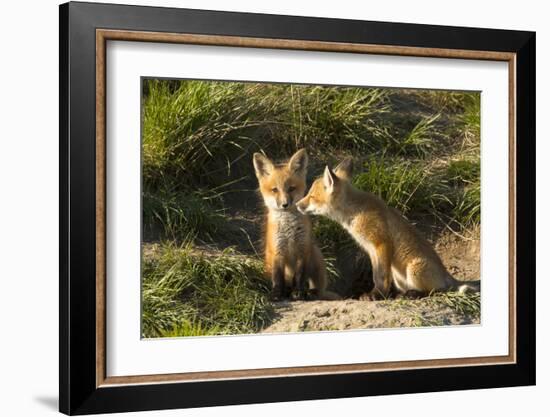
[262,298,478,333]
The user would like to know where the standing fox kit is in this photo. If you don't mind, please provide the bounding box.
[297,159,480,299]
[253,149,329,300]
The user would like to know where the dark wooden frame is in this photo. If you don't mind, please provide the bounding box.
[60,1,536,414]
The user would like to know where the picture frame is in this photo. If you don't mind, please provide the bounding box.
[59,1,535,414]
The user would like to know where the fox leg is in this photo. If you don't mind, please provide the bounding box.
[271,258,285,301]
[368,243,392,300]
[306,245,329,300]
[291,258,307,300]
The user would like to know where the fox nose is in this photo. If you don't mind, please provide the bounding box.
[281,202,289,209]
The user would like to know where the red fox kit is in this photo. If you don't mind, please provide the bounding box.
[253,149,331,300]
[297,159,480,299]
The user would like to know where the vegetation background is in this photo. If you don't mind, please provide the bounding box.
[141,79,481,338]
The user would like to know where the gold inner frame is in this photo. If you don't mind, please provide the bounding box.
[95,29,517,388]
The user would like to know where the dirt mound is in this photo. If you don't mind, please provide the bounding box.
[262,297,479,333]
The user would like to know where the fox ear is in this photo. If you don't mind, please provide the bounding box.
[323,166,337,193]
[334,157,353,181]
[253,153,275,178]
[288,148,308,177]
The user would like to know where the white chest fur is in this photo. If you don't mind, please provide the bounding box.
[271,210,307,252]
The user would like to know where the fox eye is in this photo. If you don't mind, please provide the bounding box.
[271,187,278,193]
[288,186,296,192]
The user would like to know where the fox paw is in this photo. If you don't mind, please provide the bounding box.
[271,286,285,301]
[290,289,308,301]
[306,288,320,300]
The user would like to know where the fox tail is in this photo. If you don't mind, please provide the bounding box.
[453,279,481,294]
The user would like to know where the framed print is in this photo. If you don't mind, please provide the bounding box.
[59,1,536,415]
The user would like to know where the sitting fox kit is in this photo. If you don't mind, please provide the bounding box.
[297,159,480,299]
[253,149,328,300]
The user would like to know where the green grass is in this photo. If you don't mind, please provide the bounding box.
[447,158,480,186]
[143,187,227,242]
[460,93,481,144]
[450,179,481,227]
[142,242,273,338]
[157,320,223,338]
[428,291,481,319]
[142,80,256,189]
[394,113,441,157]
[405,90,476,111]
[353,157,436,215]
[293,86,392,152]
